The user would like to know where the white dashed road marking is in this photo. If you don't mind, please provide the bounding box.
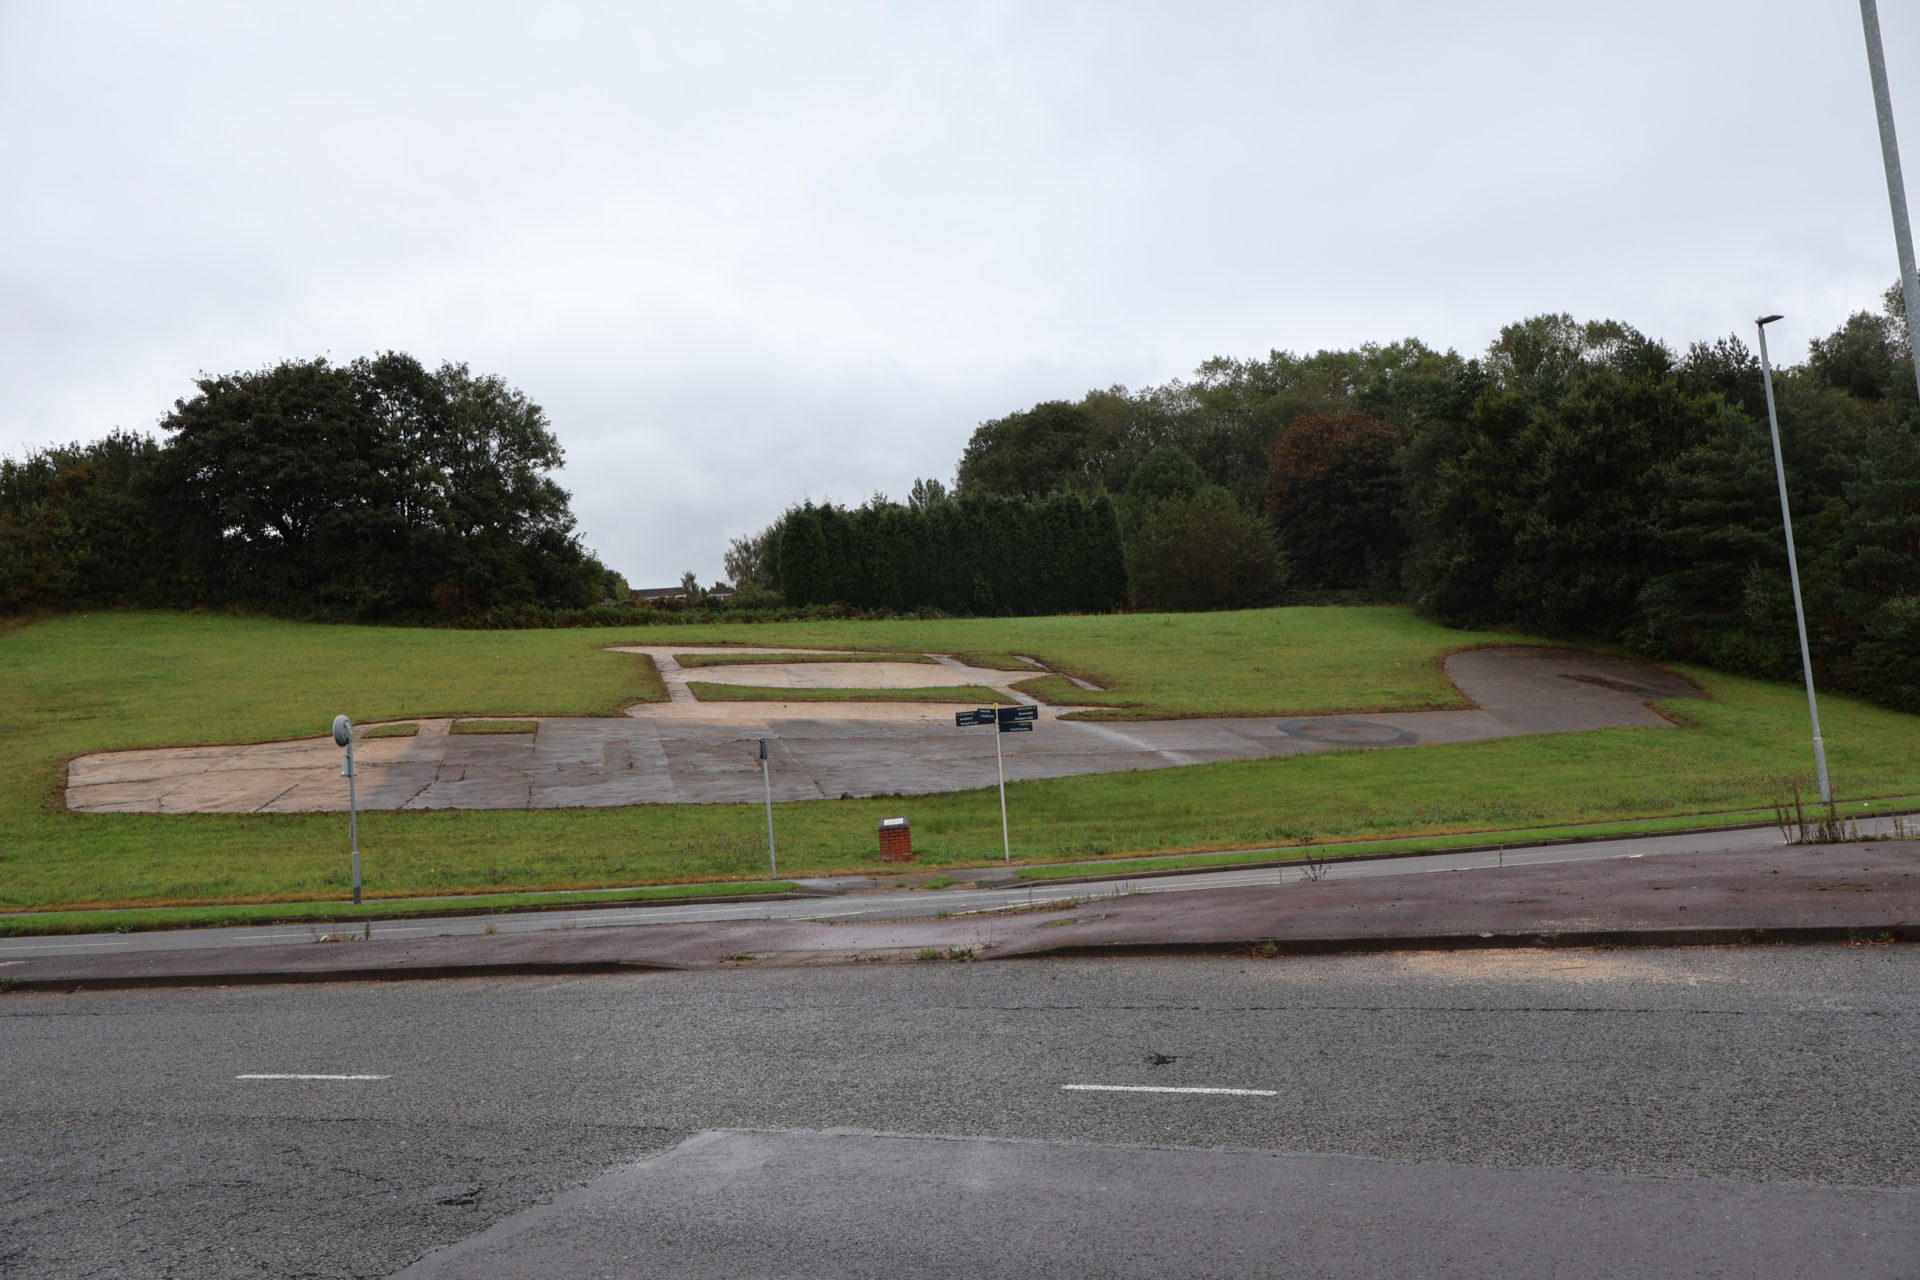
[236,1073,390,1081]
[1062,1084,1277,1096]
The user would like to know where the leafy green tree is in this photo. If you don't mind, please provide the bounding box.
[0,431,174,610]
[1808,308,1905,402]
[724,520,785,594]
[1677,335,1767,420]
[1834,421,1920,710]
[1125,486,1286,612]
[955,401,1102,497]
[1264,412,1405,592]
[1117,443,1207,538]
[907,477,950,508]
[1403,317,1724,635]
[155,353,604,614]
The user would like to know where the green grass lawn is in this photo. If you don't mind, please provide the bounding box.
[684,682,1010,704]
[450,719,540,734]
[4,607,1918,914]
[0,880,798,938]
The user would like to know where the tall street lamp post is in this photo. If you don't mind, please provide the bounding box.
[1858,0,1920,403]
[1754,315,1833,806]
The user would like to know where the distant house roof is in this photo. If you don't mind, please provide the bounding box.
[633,584,735,602]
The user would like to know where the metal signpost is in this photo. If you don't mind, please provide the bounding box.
[759,737,777,878]
[331,715,362,904]
[954,704,1038,862]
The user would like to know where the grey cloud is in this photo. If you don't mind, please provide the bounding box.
[2,0,1912,583]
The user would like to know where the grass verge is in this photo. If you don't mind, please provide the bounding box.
[450,719,540,734]
[1011,799,1920,880]
[0,880,799,938]
[360,723,419,739]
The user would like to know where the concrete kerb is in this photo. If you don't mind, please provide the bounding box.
[0,959,686,993]
[1002,924,1920,962]
[5,926,1914,995]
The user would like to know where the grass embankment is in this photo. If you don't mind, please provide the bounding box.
[685,683,1009,705]
[5,608,1920,915]
[672,651,935,667]
[450,719,540,734]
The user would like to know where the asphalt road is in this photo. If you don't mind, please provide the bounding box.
[2,946,1914,1277]
[0,818,1873,961]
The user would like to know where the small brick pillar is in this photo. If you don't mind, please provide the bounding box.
[877,816,913,863]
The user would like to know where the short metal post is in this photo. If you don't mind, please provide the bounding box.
[760,738,777,878]
[346,740,362,905]
[333,715,363,904]
[994,717,1010,863]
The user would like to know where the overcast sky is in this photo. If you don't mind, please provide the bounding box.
[3,1,1914,585]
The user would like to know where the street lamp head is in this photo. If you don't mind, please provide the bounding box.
[1756,314,1785,326]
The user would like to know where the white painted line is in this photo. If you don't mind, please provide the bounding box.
[0,960,26,966]
[236,1073,390,1081]
[1062,1084,1277,1096]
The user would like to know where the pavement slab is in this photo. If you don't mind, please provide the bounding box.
[8,840,1916,992]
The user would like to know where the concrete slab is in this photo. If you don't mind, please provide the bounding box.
[66,744,246,787]
[65,646,1704,813]
[148,768,307,813]
[402,776,534,810]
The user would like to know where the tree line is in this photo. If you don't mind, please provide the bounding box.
[773,492,1127,615]
[731,287,1919,712]
[0,354,620,619]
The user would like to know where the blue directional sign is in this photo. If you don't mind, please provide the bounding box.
[998,721,1034,733]
[954,708,997,727]
[997,706,1039,724]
